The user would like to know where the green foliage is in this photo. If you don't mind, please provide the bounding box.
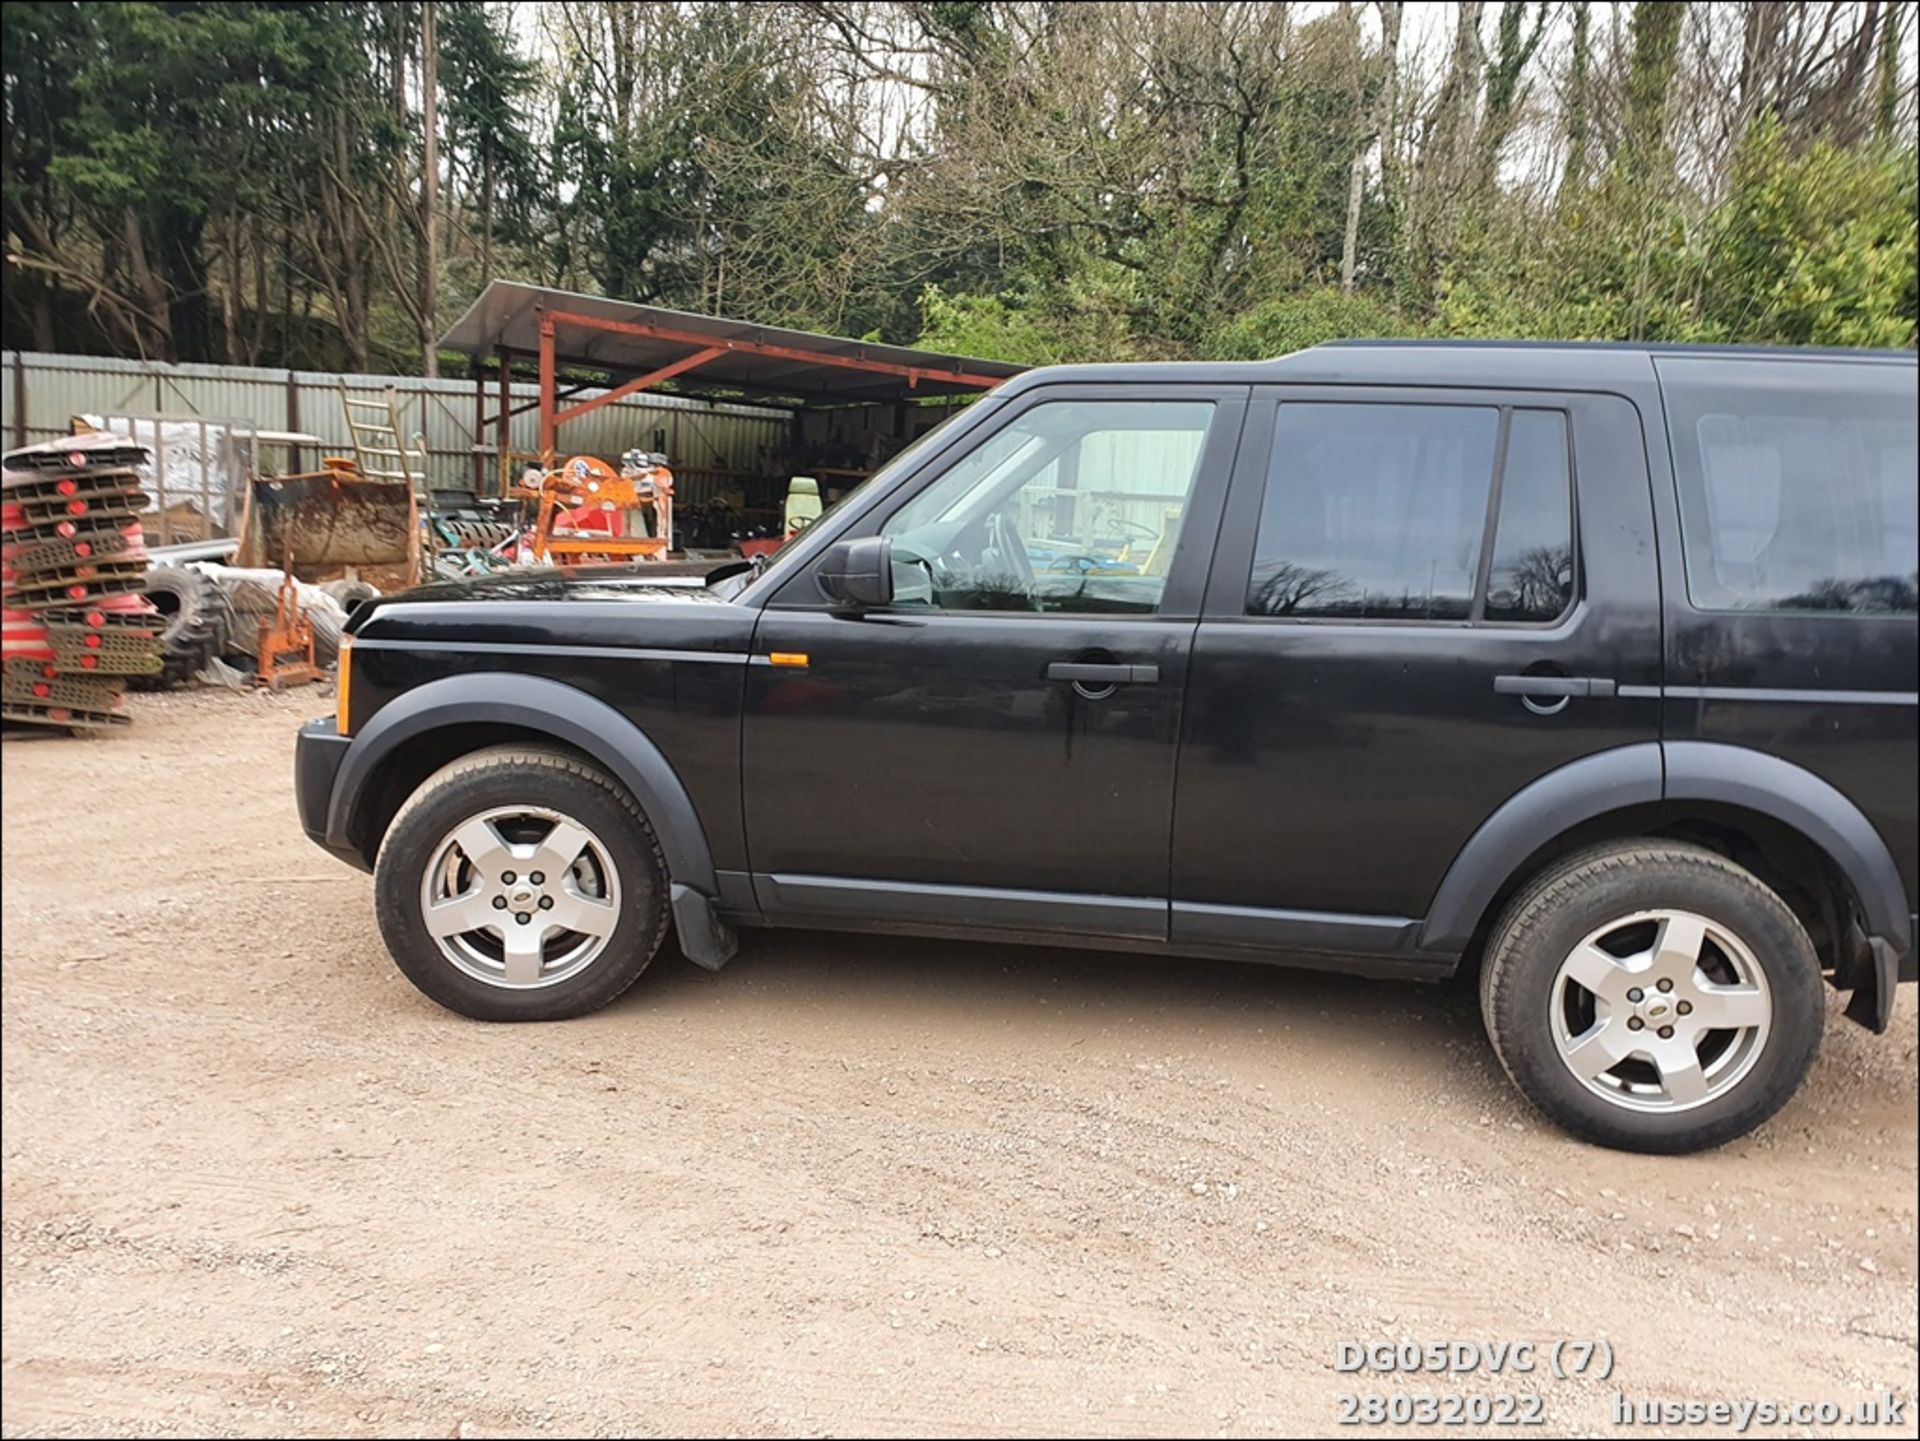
[1434,116,1917,348]
[3,2,1913,370]
[916,272,1141,366]
[1206,290,1418,359]
[1705,116,1918,348]
[438,1,540,250]
[915,287,1064,366]
[1622,0,1683,182]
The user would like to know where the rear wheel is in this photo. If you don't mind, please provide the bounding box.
[1480,842,1824,1153]
[373,744,669,1021]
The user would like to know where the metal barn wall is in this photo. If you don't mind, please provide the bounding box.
[2,351,792,506]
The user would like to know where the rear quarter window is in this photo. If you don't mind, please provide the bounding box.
[1659,358,1918,615]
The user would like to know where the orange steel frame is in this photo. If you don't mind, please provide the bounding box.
[533,308,1005,457]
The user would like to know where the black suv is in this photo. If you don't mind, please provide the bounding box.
[296,342,1918,1154]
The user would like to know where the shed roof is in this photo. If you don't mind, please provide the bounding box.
[439,281,1024,406]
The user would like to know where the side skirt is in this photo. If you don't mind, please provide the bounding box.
[735,873,1460,981]
[1171,899,1454,980]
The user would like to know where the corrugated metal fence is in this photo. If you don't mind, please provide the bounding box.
[1,350,792,506]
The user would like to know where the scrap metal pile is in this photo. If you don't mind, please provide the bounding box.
[429,494,521,580]
[427,450,678,580]
[1,434,164,731]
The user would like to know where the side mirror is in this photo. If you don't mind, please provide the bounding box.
[815,536,894,610]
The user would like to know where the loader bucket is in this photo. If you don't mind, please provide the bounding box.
[235,470,419,593]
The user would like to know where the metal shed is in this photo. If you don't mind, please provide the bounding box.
[437,282,1025,499]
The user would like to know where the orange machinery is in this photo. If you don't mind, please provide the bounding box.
[517,449,674,564]
[254,524,322,690]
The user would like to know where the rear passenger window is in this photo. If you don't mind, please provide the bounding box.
[1246,403,1574,623]
[1662,360,1917,615]
[1484,411,1575,622]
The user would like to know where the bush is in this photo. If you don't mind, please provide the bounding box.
[1204,288,1416,360]
[1435,116,1917,348]
[1703,117,1917,348]
[915,269,1142,366]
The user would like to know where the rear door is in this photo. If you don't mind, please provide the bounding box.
[1170,386,1663,950]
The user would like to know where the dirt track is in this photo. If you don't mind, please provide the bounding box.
[3,689,1915,1438]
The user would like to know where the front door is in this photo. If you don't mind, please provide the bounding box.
[1171,386,1664,953]
[743,387,1246,940]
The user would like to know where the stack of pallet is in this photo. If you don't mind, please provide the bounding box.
[1,434,164,732]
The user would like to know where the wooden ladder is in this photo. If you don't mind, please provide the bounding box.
[339,384,433,580]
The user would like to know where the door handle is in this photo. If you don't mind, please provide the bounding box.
[1493,675,1617,698]
[1046,662,1160,685]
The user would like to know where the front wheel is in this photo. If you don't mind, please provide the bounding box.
[373,744,670,1021]
[1480,841,1824,1153]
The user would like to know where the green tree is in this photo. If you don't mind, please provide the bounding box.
[1622,0,1681,185]
[4,1,1913,372]
[439,0,540,285]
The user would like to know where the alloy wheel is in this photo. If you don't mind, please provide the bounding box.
[418,804,622,989]
[1549,908,1773,1113]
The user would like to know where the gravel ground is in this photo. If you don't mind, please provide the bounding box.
[3,689,1915,1438]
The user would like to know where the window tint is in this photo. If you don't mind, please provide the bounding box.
[1248,404,1500,619]
[881,400,1215,614]
[1484,410,1575,622]
[1663,360,1918,615]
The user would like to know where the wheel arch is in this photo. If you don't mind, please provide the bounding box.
[1661,742,1909,954]
[1420,744,1663,955]
[1421,743,1911,984]
[326,673,719,898]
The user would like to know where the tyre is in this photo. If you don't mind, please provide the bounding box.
[373,744,670,1021]
[1479,841,1824,1154]
[319,578,379,616]
[133,565,226,689]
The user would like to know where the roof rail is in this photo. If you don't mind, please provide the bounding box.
[1313,338,1913,360]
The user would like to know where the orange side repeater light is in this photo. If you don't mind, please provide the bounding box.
[336,633,354,733]
[768,652,809,668]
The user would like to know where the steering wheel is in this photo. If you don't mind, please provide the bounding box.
[1105,517,1160,544]
[1044,551,1107,575]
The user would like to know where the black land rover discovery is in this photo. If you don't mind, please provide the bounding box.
[296,341,1918,1154]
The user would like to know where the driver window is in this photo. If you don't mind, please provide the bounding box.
[880,400,1216,614]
